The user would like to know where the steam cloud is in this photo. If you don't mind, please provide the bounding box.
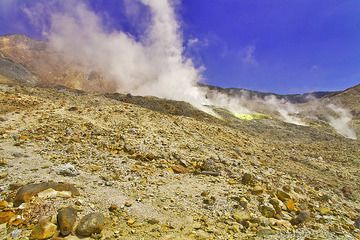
[46,0,209,110]
[326,104,357,140]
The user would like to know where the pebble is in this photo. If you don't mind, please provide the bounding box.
[239,197,248,209]
[108,204,118,212]
[276,190,291,201]
[318,207,331,215]
[171,165,188,174]
[0,159,7,166]
[354,218,360,228]
[76,212,105,237]
[0,171,8,179]
[290,211,310,225]
[233,210,251,223]
[241,173,254,185]
[57,207,77,236]
[252,185,264,195]
[259,203,276,218]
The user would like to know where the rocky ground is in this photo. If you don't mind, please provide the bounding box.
[0,83,360,239]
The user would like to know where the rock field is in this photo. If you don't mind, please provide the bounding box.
[0,83,359,239]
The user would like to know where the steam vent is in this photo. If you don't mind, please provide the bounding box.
[0,0,360,239]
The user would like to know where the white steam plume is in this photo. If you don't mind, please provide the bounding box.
[326,104,357,139]
[47,0,209,109]
[206,88,304,125]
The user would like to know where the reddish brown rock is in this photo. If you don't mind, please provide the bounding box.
[57,207,77,236]
[14,182,80,206]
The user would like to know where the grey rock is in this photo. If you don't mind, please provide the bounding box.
[76,213,105,237]
[55,164,79,177]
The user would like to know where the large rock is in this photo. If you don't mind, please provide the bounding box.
[30,219,57,240]
[57,207,78,236]
[76,213,105,237]
[13,182,80,207]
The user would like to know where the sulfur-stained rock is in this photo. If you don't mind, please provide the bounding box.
[14,182,80,206]
[30,219,57,240]
[0,211,16,224]
[76,212,105,237]
[57,207,77,236]
[0,200,9,209]
[286,199,296,212]
[318,207,331,215]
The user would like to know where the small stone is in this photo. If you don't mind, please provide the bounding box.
[239,197,248,209]
[193,222,202,229]
[68,106,78,111]
[200,191,209,197]
[203,196,216,205]
[318,207,331,215]
[276,190,291,201]
[30,219,57,240]
[0,171,8,179]
[108,204,118,212]
[259,203,276,218]
[233,210,251,223]
[269,198,282,214]
[55,164,79,177]
[341,186,353,199]
[76,213,105,237]
[171,165,188,174]
[124,201,132,207]
[241,173,254,185]
[290,211,310,225]
[127,219,136,226]
[57,207,77,236]
[0,200,9,209]
[283,185,291,192]
[0,159,7,166]
[354,218,360,228]
[252,185,264,195]
[147,218,159,225]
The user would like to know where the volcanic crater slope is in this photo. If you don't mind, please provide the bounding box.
[0,82,359,239]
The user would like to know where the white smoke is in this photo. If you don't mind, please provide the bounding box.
[326,104,357,139]
[206,88,304,125]
[46,0,209,109]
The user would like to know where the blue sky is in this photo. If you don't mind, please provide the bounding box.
[1,0,360,94]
